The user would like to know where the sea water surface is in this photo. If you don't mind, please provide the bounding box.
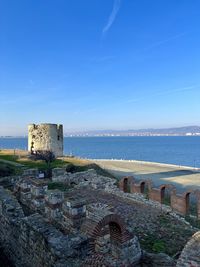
[0,136,200,168]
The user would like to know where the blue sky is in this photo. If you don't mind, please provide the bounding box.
[0,0,200,135]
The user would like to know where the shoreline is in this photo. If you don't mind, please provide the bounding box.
[91,158,200,192]
[90,158,200,172]
[0,148,199,172]
[1,149,200,191]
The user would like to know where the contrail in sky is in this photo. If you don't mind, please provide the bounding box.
[145,32,187,50]
[127,85,200,104]
[102,0,121,35]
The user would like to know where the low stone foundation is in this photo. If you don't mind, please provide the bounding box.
[1,167,200,267]
[0,186,87,267]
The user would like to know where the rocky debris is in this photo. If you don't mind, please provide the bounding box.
[52,169,116,190]
[141,251,176,267]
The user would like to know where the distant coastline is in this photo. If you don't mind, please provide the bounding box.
[1,125,200,137]
[1,134,200,138]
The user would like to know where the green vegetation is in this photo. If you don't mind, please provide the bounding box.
[162,195,171,206]
[0,154,18,162]
[65,162,116,178]
[0,162,17,177]
[0,150,116,179]
[144,187,149,200]
[185,215,200,229]
[152,240,166,253]
[140,234,166,253]
[0,154,66,169]
[48,182,72,191]
[135,213,196,256]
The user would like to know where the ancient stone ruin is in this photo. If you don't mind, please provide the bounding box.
[0,168,200,266]
[28,123,63,157]
[119,176,200,219]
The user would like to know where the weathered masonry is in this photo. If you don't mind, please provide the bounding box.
[119,176,200,219]
[28,123,63,157]
[1,167,200,266]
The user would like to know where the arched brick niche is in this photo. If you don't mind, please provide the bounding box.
[81,212,141,266]
[131,180,150,194]
[176,231,200,267]
[119,176,134,193]
[84,213,132,249]
[171,189,200,218]
[148,184,175,204]
[160,184,175,204]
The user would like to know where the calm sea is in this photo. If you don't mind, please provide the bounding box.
[0,136,200,168]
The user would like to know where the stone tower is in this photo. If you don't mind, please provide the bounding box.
[28,123,63,157]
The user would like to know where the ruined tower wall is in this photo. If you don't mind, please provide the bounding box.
[28,123,63,157]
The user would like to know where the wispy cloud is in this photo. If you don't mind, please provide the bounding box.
[144,32,187,50]
[102,0,121,36]
[127,85,200,104]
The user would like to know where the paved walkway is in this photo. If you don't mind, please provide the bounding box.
[93,159,200,192]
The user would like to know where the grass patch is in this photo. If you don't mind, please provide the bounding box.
[0,162,19,177]
[65,162,116,179]
[185,215,200,229]
[140,234,166,253]
[0,155,18,161]
[0,150,116,179]
[136,213,196,256]
[152,240,166,253]
[48,182,72,191]
[158,214,171,225]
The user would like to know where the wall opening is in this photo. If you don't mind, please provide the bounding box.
[31,141,34,154]
[160,186,171,205]
[123,178,132,193]
[186,192,198,217]
[95,221,123,255]
[141,181,149,199]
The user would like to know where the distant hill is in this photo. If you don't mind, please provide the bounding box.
[64,126,200,136]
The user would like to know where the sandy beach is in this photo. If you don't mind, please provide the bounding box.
[92,159,200,192]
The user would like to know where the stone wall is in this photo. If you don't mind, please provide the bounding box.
[28,123,63,157]
[119,177,200,219]
[2,167,200,266]
[176,231,200,267]
[0,186,86,267]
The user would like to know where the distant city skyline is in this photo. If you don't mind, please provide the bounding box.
[1,0,200,135]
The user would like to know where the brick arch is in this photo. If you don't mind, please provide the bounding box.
[83,213,133,254]
[119,176,134,193]
[159,184,175,204]
[139,180,149,193]
[91,213,131,242]
[131,180,149,194]
[183,189,197,215]
[171,189,200,217]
